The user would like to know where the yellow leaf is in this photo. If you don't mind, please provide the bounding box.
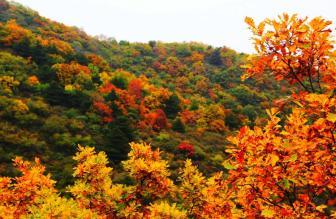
[257,22,266,34]
[240,64,252,69]
[64,84,75,91]
[269,154,279,166]
[241,73,250,81]
[266,108,279,117]
[331,211,336,218]
[293,100,303,108]
[327,113,336,123]
[245,17,255,28]
[316,205,327,213]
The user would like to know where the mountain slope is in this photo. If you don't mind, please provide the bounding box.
[0,0,288,188]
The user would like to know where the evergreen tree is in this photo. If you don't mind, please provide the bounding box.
[172,117,185,133]
[208,48,222,66]
[104,115,135,162]
[163,93,180,119]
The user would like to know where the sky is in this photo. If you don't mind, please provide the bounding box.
[11,0,336,53]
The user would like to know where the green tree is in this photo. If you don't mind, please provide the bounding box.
[207,48,222,66]
[163,93,180,119]
[104,115,135,162]
[172,117,185,133]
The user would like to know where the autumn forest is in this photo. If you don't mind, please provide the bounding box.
[0,0,335,218]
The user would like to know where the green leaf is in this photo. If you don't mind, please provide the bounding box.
[289,154,297,162]
[223,160,237,170]
[261,209,275,218]
[282,179,290,189]
[283,139,290,148]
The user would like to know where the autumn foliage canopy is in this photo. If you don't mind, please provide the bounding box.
[0,12,336,218]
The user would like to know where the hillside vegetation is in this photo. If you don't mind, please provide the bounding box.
[0,0,286,188]
[0,1,335,218]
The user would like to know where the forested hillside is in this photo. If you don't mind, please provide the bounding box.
[0,0,287,188]
[1,0,335,218]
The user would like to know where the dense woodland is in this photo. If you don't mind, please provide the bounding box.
[0,0,286,187]
[0,0,335,218]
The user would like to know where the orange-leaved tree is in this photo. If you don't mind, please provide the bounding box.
[0,157,96,218]
[224,13,336,218]
[0,157,55,217]
[244,14,335,93]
